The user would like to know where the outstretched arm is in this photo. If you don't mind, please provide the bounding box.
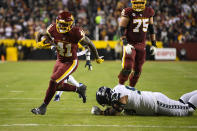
[91,95,128,116]
[91,106,121,116]
[80,36,104,64]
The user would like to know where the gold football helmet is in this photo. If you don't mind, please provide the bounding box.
[131,0,147,12]
[56,11,74,33]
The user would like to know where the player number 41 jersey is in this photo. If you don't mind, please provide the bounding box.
[46,24,85,62]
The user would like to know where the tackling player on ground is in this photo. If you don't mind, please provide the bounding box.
[118,0,157,88]
[31,11,104,115]
[92,85,197,116]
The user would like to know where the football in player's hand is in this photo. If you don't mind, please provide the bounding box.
[41,35,52,44]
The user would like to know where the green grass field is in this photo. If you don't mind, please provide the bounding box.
[0,60,197,131]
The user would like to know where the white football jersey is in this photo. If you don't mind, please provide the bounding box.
[112,84,157,115]
[112,84,192,116]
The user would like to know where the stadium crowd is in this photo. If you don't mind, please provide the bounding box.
[0,0,197,61]
[0,0,197,44]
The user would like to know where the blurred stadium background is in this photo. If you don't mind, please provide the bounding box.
[0,0,197,61]
[0,0,197,131]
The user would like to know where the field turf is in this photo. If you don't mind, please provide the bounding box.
[0,60,197,131]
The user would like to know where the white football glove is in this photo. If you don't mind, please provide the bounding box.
[123,44,135,54]
[150,46,156,55]
[91,106,102,115]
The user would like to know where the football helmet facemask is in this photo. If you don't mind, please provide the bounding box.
[96,86,112,106]
[56,11,74,33]
[131,0,147,12]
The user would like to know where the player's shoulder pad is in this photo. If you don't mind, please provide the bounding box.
[70,26,85,43]
[71,26,84,33]
[75,26,85,36]
[146,7,155,17]
[121,7,133,17]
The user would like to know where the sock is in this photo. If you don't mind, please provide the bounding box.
[67,75,80,87]
[180,90,197,104]
[56,91,63,96]
[57,83,77,92]
[188,94,197,110]
[44,80,58,105]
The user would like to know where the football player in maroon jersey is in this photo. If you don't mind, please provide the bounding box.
[118,0,157,88]
[31,11,104,115]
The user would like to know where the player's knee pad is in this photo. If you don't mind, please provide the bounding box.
[121,69,131,76]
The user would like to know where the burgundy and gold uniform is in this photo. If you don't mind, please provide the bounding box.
[31,11,104,115]
[118,6,155,87]
[47,23,85,83]
[122,7,154,44]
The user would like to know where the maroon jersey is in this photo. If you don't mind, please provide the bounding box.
[121,7,155,44]
[47,24,85,62]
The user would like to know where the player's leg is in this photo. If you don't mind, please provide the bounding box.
[57,82,86,103]
[54,91,63,101]
[67,75,80,87]
[54,75,86,101]
[31,60,81,115]
[179,90,197,104]
[31,60,61,115]
[55,60,86,103]
[188,94,197,111]
[54,77,69,101]
[31,79,59,115]
[154,92,192,116]
[67,75,86,98]
[118,48,136,85]
[129,47,146,87]
[31,60,63,115]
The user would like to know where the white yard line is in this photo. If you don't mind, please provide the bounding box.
[0,98,39,100]
[10,91,24,93]
[0,124,197,128]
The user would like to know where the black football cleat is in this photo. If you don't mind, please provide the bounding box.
[31,107,46,115]
[76,84,87,103]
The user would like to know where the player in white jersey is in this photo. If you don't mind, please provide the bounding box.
[91,85,197,116]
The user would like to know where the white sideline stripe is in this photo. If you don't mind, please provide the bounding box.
[0,124,197,128]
